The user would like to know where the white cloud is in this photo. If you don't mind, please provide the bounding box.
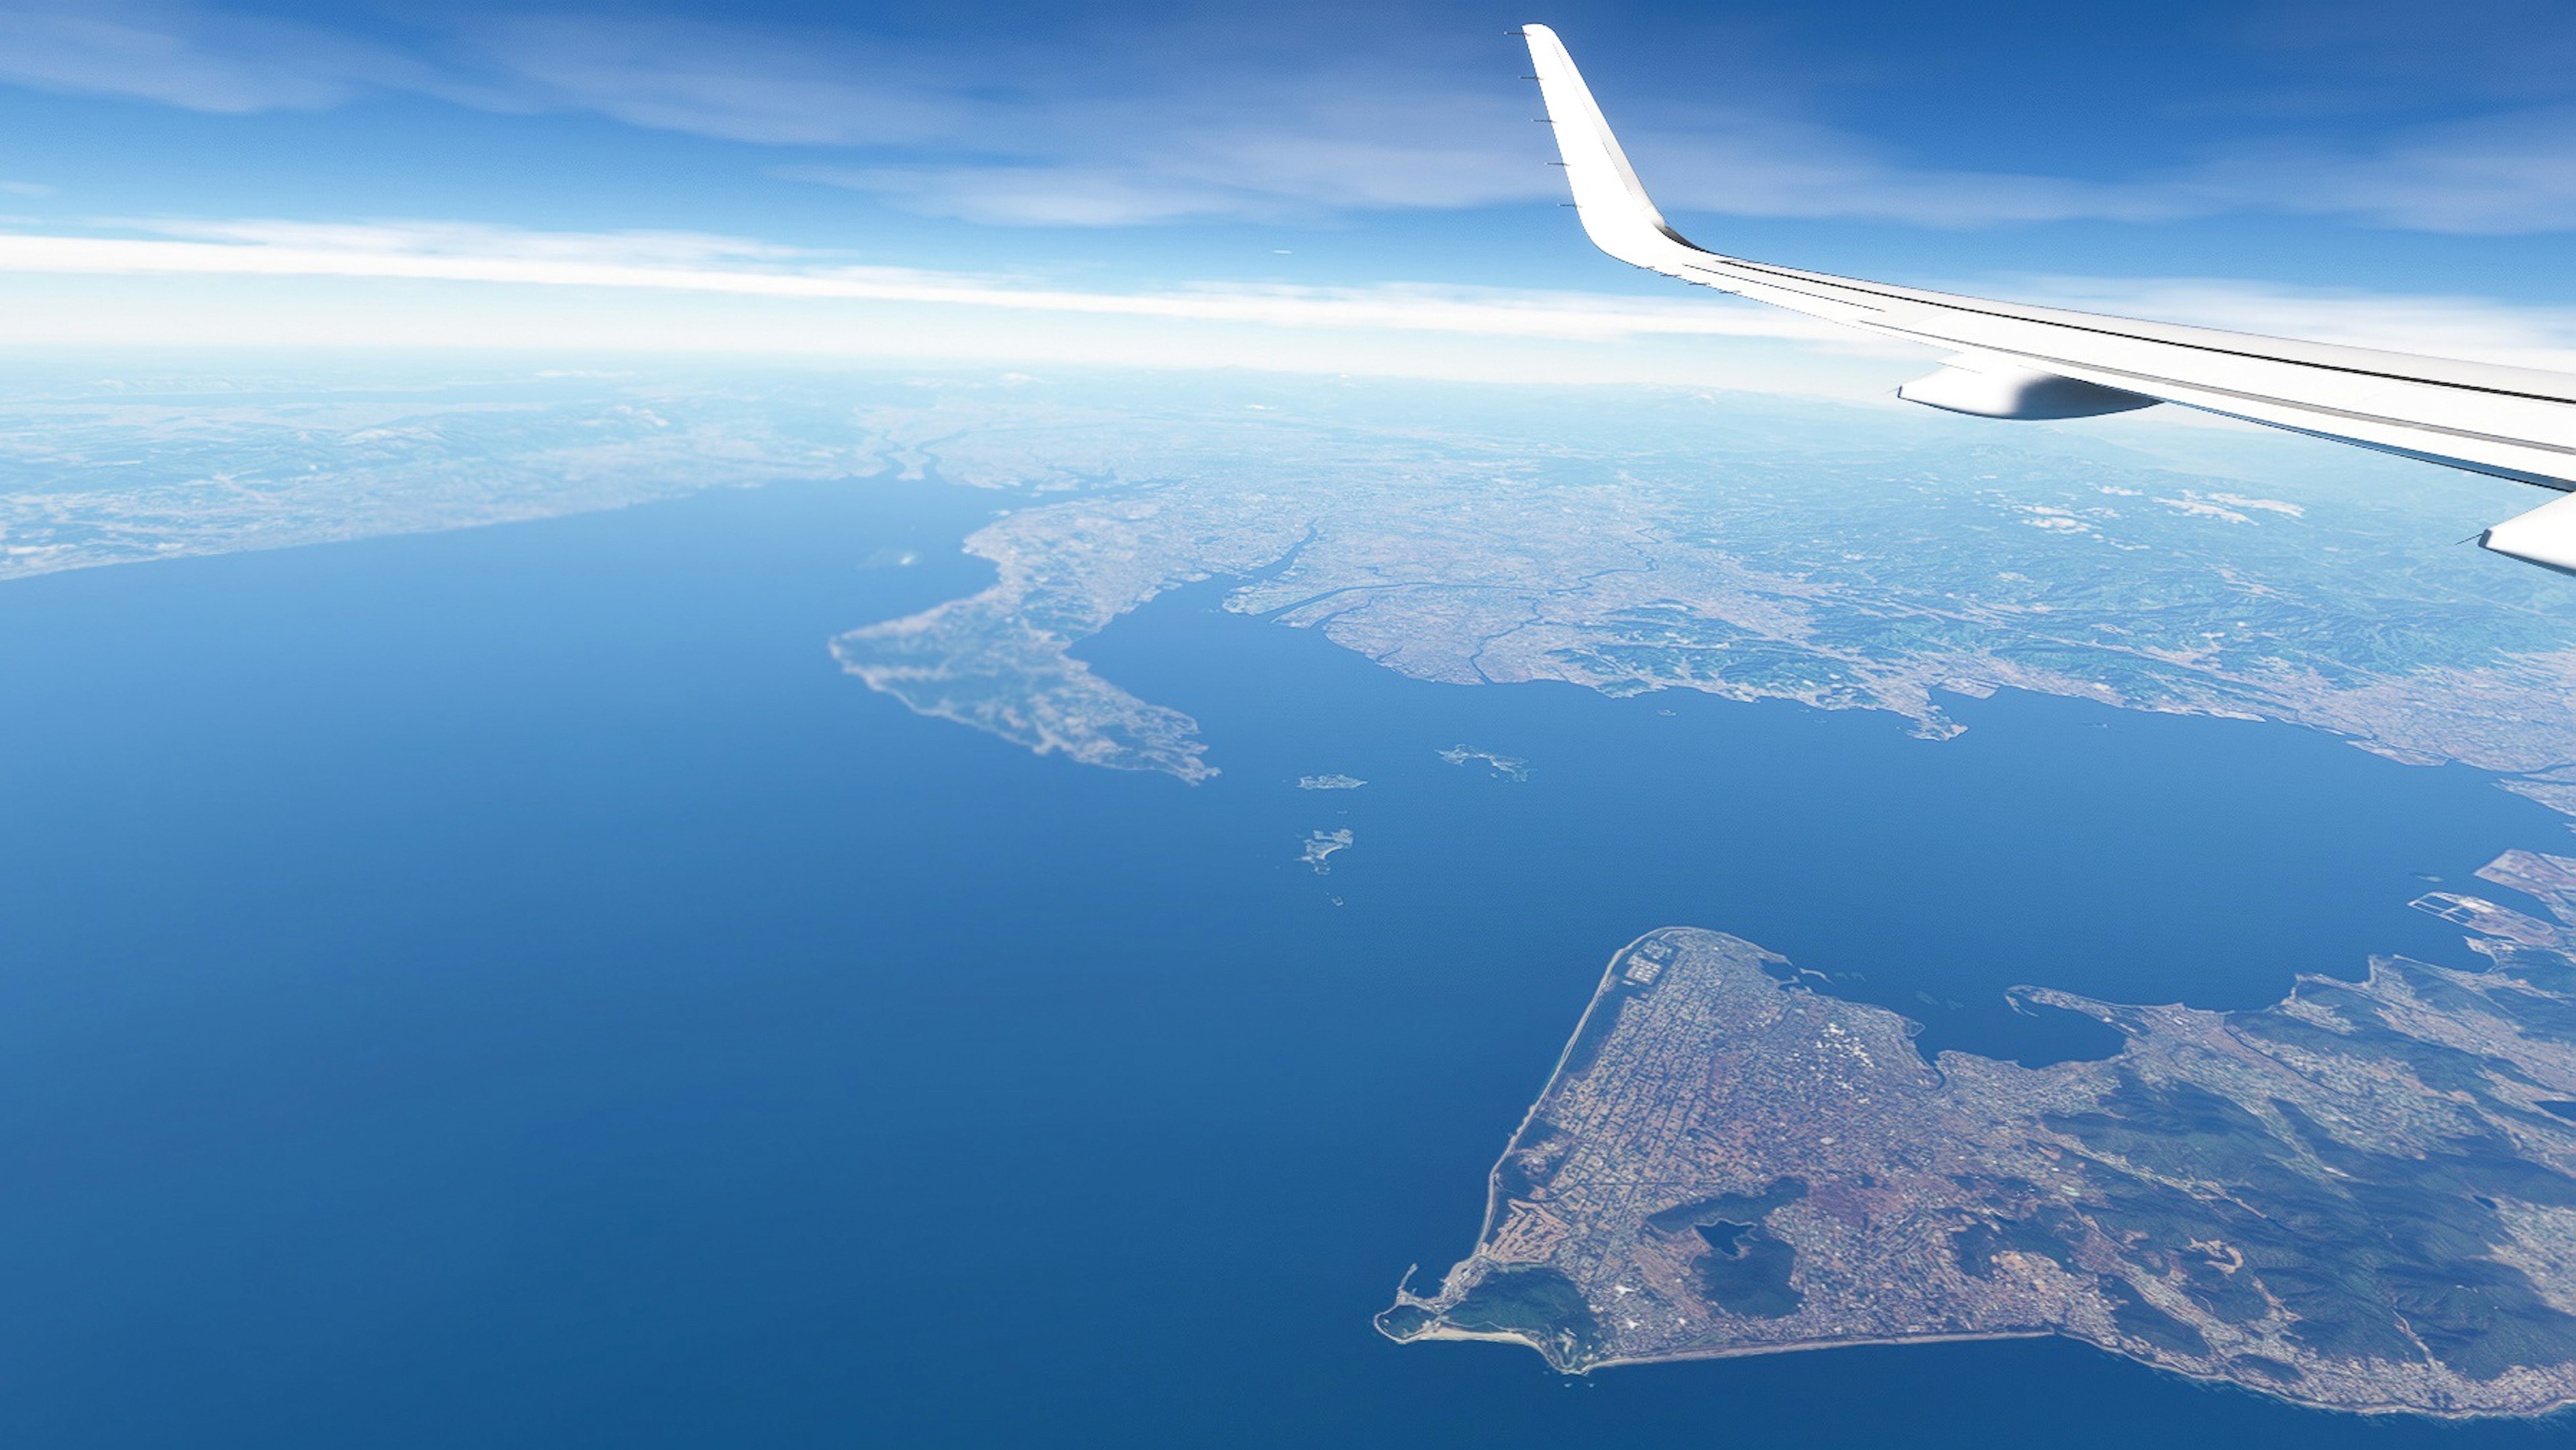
[14,210,2576,446]
[572,34,2175,230]
[0,217,1866,345]
[13,3,2576,238]
[1991,274,2576,372]
[0,0,474,113]
[133,217,805,266]
[786,164,1289,228]
[476,14,960,146]
[761,49,1565,225]
[1617,109,2186,229]
[13,216,2576,383]
[0,5,2292,234]
[2190,106,2576,233]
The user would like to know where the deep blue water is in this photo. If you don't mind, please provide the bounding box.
[0,477,2567,1447]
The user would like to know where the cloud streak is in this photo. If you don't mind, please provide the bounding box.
[2192,107,2576,234]
[0,219,1860,344]
[9,2,2576,236]
[0,0,498,113]
[1993,273,2576,373]
[12,218,2576,381]
[478,13,960,146]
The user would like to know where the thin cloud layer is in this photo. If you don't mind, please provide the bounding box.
[7,1,2576,234]
[0,217,1864,342]
[2196,107,2576,234]
[10,216,2576,378]
[1995,274,2576,373]
[0,0,504,113]
[479,13,961,147]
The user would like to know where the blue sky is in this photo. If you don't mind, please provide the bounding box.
[5,0,2576,384]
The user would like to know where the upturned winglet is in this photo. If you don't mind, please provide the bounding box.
[1521,24,1701,270]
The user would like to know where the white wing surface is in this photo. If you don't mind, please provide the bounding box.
[1521,23,2576,576]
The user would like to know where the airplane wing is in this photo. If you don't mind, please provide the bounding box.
[1520,22,2576,576]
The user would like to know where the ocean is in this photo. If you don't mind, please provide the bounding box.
[0,474,2561,1447]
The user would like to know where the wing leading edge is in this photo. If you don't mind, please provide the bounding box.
[1520,23,2576,576]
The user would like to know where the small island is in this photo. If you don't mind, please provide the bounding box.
[1383,849,2576,1418]
[1436,745,1529,781]
[1300,828,1353,874]
[1297,774,1367,790]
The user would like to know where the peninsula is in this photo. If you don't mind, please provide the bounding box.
[1382,849,2576,1417]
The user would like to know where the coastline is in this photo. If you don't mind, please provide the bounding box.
[1467,929,1690,1246]
[1401,1304,2576,1421]
[1383,921,2576,1422]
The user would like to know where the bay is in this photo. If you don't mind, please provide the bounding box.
[0,474,2559,1446]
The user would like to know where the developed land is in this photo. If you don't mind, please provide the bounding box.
[13,365,2576,810]
[1381,849,2576,1417]
[827,380,2576,802]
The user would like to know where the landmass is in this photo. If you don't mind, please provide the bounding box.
[0,366,885,579]
[1300,828,1353,873]
[1380,849,2576,1418]
[825,379,2576,807]
[1437,745,1531,781]
[1298,774,1367,790]
[13,364,2576,809]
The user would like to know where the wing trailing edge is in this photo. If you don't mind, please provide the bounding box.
[1520,23,2576,574]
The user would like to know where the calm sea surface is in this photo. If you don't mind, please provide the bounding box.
[0,476,2565,1447]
